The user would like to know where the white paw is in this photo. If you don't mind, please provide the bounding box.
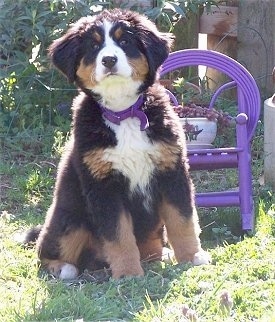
[192,250,211,265]
[59,263,79,280]
[162,247,175,263]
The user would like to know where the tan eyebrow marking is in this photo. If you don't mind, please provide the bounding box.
[114,27,123,40]
[92,31,102,42]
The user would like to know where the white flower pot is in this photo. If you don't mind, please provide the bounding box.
[179,117,217,149]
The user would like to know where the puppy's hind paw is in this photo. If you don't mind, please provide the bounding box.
[59,263,79,280]
[192,250,211,266]
[48,261,79,280]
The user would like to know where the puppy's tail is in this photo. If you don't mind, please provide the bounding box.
[15,225,43,245]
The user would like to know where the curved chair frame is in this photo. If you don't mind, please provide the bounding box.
[161,49,261,231]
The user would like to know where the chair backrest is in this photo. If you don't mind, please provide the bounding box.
[160,49,261,142]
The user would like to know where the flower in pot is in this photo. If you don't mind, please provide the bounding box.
[174,103,233,148]
[167,76,234,148]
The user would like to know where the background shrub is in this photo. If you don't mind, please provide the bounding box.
[0,0,217,138]
[0,0,113,136]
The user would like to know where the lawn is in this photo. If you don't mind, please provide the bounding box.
[1,129,275,322]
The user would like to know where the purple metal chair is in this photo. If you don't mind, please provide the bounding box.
[161,49,261,231]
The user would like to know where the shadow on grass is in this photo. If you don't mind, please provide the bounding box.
[18,261,194,321]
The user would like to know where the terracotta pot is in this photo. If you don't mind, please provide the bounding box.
[179,117,217,149]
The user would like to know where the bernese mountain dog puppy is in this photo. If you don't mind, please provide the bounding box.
[26,9,210,280]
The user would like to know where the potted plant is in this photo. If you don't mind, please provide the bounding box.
[163,76,233,148]
[174,103,232,148]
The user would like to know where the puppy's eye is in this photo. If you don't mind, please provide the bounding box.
[92,43,100,50]
[119,39,128,47]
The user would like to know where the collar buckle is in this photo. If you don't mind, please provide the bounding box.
[99,96,149,131]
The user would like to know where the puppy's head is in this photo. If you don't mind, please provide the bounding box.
[49,9,173,96]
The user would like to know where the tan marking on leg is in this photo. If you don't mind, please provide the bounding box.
[39,228,103,278]
[137,222,164,261]
[59,228,91,264]
[76,59,97,88]
[129,54,149,82]
[159,200,202,263]
[83,148,113,179]
[102,212,143,279]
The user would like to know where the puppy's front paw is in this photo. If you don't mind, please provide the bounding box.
[192,249,211,266]
[161,247,175,263]
[111,263,144,279]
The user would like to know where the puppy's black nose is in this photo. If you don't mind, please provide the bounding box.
[102,56,117,69]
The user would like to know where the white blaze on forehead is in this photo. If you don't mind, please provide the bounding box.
[93,19,142,111]
[103,19,119,47]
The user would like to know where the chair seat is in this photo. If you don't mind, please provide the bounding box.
[187,147,243,170]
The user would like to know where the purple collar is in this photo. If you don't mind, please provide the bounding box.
[99,96,149,131]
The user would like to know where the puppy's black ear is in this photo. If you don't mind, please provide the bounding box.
[142,30,173,71]
[48,32,81,83]
[135,15,174,87]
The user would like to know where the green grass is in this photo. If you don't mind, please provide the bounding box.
[1,130,275,321]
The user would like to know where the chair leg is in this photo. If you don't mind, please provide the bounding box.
[238,152,254,231]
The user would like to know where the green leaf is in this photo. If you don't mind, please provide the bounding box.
[37,10,52,19]
[164,2,186,17]
[16,16,33,21]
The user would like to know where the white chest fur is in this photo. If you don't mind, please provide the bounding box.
[103,118,157,192]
